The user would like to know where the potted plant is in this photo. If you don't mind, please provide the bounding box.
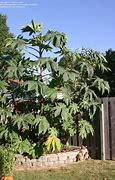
[0,146,15,180]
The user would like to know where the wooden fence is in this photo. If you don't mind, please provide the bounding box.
[70,97,115,160]
[100,97,115,160]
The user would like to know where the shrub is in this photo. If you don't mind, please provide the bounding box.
[0,146,15,177]
[0,20,110,157]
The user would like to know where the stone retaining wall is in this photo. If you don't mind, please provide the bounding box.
[15,150,79,169]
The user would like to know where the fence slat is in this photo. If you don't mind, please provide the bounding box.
[102,98,110,159]
[110,98,115,160]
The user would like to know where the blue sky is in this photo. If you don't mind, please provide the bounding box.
[0,0,115,52]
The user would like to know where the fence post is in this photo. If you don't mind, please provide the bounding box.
[100,102,105,160]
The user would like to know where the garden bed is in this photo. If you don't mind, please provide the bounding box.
[15,149,80,169]
[15,146,89,169]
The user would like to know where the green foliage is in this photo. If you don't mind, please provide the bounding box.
[59,48,110,138]
[44,128,62,152]
[21,19,43,35]
[0,146,15,176]
[0,14,13,46]
[79,119,94,139]
[36,116,50,135]
[101,48,115,96]
[0,19,110,157]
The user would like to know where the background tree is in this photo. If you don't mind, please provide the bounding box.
[0,14,13,52]
[0,14,22,80]
[0,14,12,42]
[104,49,115,96]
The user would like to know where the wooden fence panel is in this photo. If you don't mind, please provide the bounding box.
[70,97,115,160]
[109,98,115,160]
[70,110,101,159]
[85,111,101,159]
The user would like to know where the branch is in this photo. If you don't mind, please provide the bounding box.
[27,46,40,53]
[25,49,38,59]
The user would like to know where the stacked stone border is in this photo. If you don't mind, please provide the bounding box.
[15,150,80,169]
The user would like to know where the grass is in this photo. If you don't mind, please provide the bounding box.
[14,160,115,180]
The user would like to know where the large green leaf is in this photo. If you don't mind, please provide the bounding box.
[13,113,34,130]
[69,103,79,115]
[18,139,31,154]
[34,116,50,135]
[79,119,94,139]
[44,88,57,101]
[92,77,110,94]
[21,19,43,35]
[0,80,8,93]
[24,80,40,94]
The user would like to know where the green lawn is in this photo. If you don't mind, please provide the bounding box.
[14,160,115,180]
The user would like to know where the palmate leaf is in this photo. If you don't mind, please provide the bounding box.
[38,116,50,134]
[21,19,43,35]
[46,60,58,72]
[45,30,68,48]
[92,77,110,94]
[88,101,100,120]
[10,135,22,151]
[0,80,8,93]
[34,57,58,72]
[79,97,99,117]
[80,99,99,120]
[63,72,69,82]
[44,88,57,101]
[97,62,110,72]
[0,125,6,139]
[0,107,12,121]
[49,127,58,136]
[60,68,78,82]
[24,80,40,94]
[44,136,53,152]
[63,93,71,105]
[28,143,43,159]
[96,51,107,63]
[58,66,65,76]
[67,71,77,81]
[83,87,97,100]
[9,131,19,142]
[80,61,94,78]
[69,103,79,115]
[5,37,27,51]
[13,116,23,129]
[34,116,50,135]
[61,107,69,120]
[13,113,34,130]
[0,126,16,141]
[79,119,94,139]
[44,128,62,152]
[18,139,31,154]
[54,103,69,120]
[23,113,35,125]
[44,135,61,152]
[62,117,75,136]
[61,85,72,105]
[0,96,7,104]
[53,103,66,117]
[5,59,25,78]
[54,105,62,117]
